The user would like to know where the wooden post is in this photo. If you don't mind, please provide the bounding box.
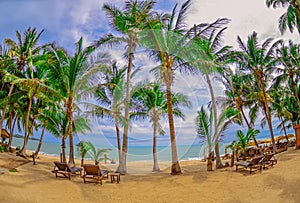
[32,152,36,165]
[293,124,300,149]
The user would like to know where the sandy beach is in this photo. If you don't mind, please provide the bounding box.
[0,148,300,203]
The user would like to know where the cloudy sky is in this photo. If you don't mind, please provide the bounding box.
[0,0,297,147]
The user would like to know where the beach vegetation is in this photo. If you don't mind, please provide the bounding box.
[195,106,241,171]
[131,81,190,172]
[266,0,300,34]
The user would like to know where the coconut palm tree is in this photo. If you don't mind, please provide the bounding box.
[93,0,156,174]
[0,27,45,137]
[46,39,108,166]
[266,0,300,34]
[274,40,300,112]
[131,81,190,172]
[85,61,127,163]
[231,32,282,152]
[221,69,260,147]
[187,18,233,169]
[195,106,241,171]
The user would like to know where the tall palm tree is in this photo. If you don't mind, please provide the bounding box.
[0,27,45,137]
[274,40,300,112]
[266,0,300,34]
[85,62,126,162]
[188,18,232,169]
[93,0,156,174]
[232,32,282,152]
[46,39,107,166]
[139,0,197,174]
[131,81,190,172]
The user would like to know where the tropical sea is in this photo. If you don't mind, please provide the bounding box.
[11,137,229,162]
[11,128,294,163]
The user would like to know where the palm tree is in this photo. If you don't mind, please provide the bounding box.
[93,0,156,174]
[0,27,45,138]
[195,106,241,171]
[46,39,107,166]
[235,129,260,159]
[188,18,232,169]
[131,81,190,172]
[140,0,209,175]
[85,61,126,163]
[232,32,282,152]
[274,40,300,112]
[86,142,111,165]
[266,0,300,34]
[76,141,92,166]
[221,69,260,147]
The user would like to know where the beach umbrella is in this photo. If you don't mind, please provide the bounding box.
[1,129,10,139]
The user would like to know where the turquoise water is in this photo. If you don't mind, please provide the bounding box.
[11,137,229,162]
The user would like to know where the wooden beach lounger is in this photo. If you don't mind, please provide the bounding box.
[82,164,109,185]
[260,153,278,169]
[235,155,264,174]
[52,161,82,180]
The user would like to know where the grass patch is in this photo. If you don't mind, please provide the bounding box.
[9,168,18,172]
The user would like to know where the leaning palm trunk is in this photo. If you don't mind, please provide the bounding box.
[259,79,277,152]
[152,117,160,172]
[34,126,46,157]
[0,84,14,137]
[67,97,75,167]
[205,74,223,169]
[8,113,17,149]
[117,51,134,174]
[20,95,34,157]
[279,116,289,142]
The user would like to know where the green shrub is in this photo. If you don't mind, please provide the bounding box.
[0,146,5,152]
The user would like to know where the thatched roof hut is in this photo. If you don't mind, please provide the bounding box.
[1,129,10,139]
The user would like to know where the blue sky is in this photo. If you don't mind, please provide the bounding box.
[0,0,297,147]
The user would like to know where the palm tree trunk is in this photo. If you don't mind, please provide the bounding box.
[115,119,121,162]
[152,117,160,172]
[61,136,67,163]
[116,52,134,174]
[240,107,259,147]
[279,116,289,143]
[165,73,182,175]
[0,84,14,136]
[205,74,223,169]
[20,95,34,157]
[259,79,277,152]
[8,113,17,149]
[207,151,213,171]
[34,126,46,157]
[67,97,75,167]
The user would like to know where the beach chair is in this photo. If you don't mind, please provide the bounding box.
[82,164,109,185]
[52,161,83,180]
[260,153,278,169]
[235,155,264,174]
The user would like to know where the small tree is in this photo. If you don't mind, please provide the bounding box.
[195,106,241,171]
[86,142,111,165]
[76,141,92,166]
